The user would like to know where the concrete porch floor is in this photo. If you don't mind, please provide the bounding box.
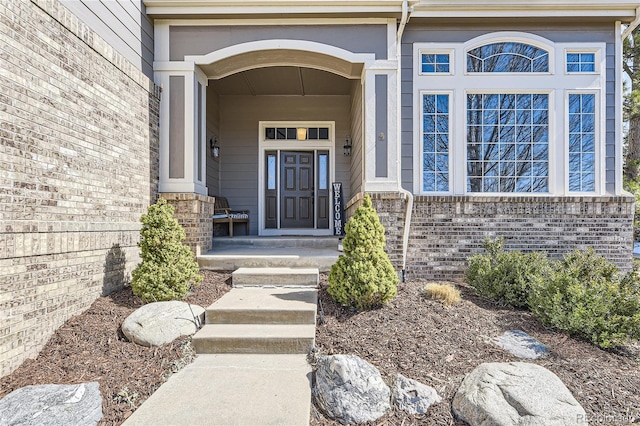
[199,236,341,272]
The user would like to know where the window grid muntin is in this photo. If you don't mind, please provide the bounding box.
[467,42,549,73]
[566,52,595,73]
[421,52,450,74]
[568,93,596,192]
[265,127,329,140]
[467,93,549,193]
[422,93,449,192]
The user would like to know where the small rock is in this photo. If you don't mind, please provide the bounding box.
[494,330,548,359]
[122,301,205,347]
[392,374,441,415]
[453,362,587,426]
[313,354,390,424]
[0,382,102,426]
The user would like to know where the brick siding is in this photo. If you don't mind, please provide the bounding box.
[0,0,159,377]
[162,193,216,256]
[346,192,635,281]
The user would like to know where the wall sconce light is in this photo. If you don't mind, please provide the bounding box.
[343,136,352,157]
[296,127,307,141]
[209,137,220,158]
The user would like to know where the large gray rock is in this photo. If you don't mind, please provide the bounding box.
[122,301,205,347]
[392,374,441,415]
[0,382,102,426]
[494,330,548,359]
[453,362,587,426]
[313,354,390,424]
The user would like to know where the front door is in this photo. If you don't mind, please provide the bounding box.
[280,151,314,228]
[260,122,334,235]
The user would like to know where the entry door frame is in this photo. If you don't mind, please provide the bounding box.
[258,121,336,236]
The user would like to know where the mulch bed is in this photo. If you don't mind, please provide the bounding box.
[0,270,232,426]
[311,275,640,425]
[2,271,639,425]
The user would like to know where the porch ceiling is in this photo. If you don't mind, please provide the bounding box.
[209,66,353,96]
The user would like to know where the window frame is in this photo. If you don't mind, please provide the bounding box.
[419,90,454,194]
[418,49,454,76]
[413,33,606,196]
[565,49,600,75]
[564,89,603,194]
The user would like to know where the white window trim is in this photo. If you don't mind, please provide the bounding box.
[463,32,556,76]
[257,121,336,236]
[413,33,606,196]
[418,49,455,76]
[564,89,605,195]
[418,90,454,194]
[564,46,602,75]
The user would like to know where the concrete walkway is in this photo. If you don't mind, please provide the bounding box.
[123,354,311,426]
[124,266,319,426]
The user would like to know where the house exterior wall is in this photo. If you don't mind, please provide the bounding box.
[400,22,617,193]
[206,88,221,196]
[168,25,388,60]
[61,0,154,78]
[0,0,159,377]
[349,81,364,196]
[217,94,352,234]
[346,193,635,279]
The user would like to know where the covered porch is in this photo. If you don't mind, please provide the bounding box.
[153,34,401,255]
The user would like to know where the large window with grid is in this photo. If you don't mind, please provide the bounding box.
[413,33,606,196]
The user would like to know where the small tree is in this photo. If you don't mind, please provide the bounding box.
[131,198,203,302]
[328,194,398,310]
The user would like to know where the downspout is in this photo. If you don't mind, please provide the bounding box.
[396,0,412,282]
[621,7,640,41]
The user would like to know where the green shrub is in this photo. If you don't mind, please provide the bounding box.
[328,194,398,310]
[131,198,203,302]
[529,248,640,348]
[466,238,551,308]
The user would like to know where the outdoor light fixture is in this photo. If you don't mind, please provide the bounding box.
[296,127,307,141]
[209,137,220,158]
[343,136,352,157]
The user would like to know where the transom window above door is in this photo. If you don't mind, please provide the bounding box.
[265,127,330,141]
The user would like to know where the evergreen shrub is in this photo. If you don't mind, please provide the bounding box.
[465,237,551,308]
[529,248,640,348]
[131,198,203,302]
[328,194,398,310]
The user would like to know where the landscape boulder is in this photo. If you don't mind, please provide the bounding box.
[494,330,548,359]
[0,382,102,426]
[313,354,390,424]
[453,362,587,426]
[122,301,205,347]
[392,374,441,415]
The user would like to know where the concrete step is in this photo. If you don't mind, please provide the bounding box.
[214,236,340,249]
[232,267,319,287]
[198,248,338,272]
[122,354,311,426]
[206,287,317,325]
[193,324,315,354]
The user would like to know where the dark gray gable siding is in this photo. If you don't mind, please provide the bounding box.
[169,25,387,60]
[401,23,616,193]
[61,0,154,78]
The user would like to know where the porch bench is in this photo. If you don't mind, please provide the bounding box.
[212,197,249,237]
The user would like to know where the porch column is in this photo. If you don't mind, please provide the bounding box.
[154,62,208,195]
[363,61,399,192]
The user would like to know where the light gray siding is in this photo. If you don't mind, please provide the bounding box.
[61,0,154,77]
[401,23,617,193]
[206,87,221,196]
[217,95,351,234]
[350,81,364,197]
[169,25,388,61]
